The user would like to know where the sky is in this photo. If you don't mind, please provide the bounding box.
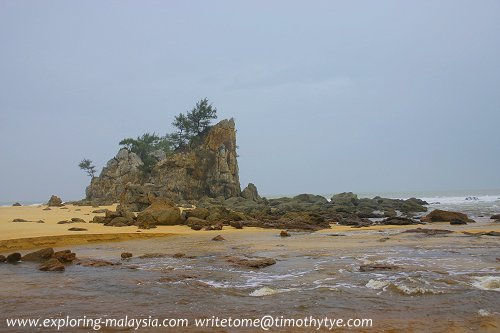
[1,0,500,202]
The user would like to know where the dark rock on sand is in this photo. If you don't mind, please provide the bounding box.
[57,220,73,224]
[403,228,453,236]
[226,256,276,268]
[212,235,225,241]
[121,252,133,259]
[43,207,51,211]
[490,214,500,220]
[71,218,86,223]
[359,263,399,272]
[380,217,421,225]
[6,253,22,263]
[38,258,65,272]
[47,195,64,207]
[280,230,291,237]
[0,255,6,262]
[421,209,475,224]
[12,202,22,206]
[12,218,29,222]
[68,227,87,231]
[230,221,243,229]
[22,248,54,262]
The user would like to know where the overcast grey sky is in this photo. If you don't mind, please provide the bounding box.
[1,0,500,202]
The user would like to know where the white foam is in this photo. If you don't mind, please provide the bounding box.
[249,287,293,297]
[472,276,500,291]
[366,279,390,290]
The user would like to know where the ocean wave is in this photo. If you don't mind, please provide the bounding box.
[472,276,500,291]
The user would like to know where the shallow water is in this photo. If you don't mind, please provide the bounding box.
[1,227,499,332]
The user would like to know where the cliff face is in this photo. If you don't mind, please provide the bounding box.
[85,118,241,203]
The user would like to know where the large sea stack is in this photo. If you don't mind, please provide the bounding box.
[85,119,241,205]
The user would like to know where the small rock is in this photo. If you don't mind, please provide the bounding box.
[190,225,203,231]
[6,253,22,263]
[12,202,22,206]
[92,209,111,214]
[37,220,45,223]
[172,253,185,258]
[403,228,453,236]
[280,230,291,237]
[68,227,87,231]
[378,237,390,242]
[225,256,276,268]
[57,220,72,224]
[138,253,169,259]
[60,207,68,210]
[490,214,500,220]
[212,235,225,241]
[121,252,133,259]
[38,258,65,272]
[71,218,86,223]
[0,255,6,262]
[75,258,121,267]
[43,207,51,211]
[450,219,467,225]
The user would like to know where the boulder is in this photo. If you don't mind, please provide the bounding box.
[22,248,54,262]
[121,252,133,259]
[185,207,210,220]
[225,256,276,268]
[331,192,359,206]
[230,221,243,229]
[136,199,184,226]
[420,210,475,224]
[490,214,500,220]
[53,250,76,263]
[280,230,291,237]
[6,253,21,263]
[38,258,65,272]
[293,193,328,204]
[241,183,261,202]
[47,195,64,207]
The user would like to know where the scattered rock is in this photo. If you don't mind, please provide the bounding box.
[71,218,86,223]
[38,258,65,272]
[172,253,185,258]
[378,237,390,242]
[212,235,225,241]
[75,258,121,267]
[490,214,500,220]
[47,195,64,207]
[57,220,72,224]
[380,217,421,225]
[12,202,22,206]
[190,224,203,231]
[68,227,87,231]
[420,210,475,224]
[37,220,45,223]
[138,253,169,259]
[0,255,6,262]
[22,248,54,262]
[226,256,276,268]
[280,230,291,237]
[6,253,22,263]
[12,218,29,222]
[403,228,453,236]
[121,252,133,259]
[359,263,399,272]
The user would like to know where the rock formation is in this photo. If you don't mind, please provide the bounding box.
[85,118,241,205]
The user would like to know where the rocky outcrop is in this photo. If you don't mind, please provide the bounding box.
[85,148,144,204]
[151,119,240,200]
[241,183,261,202]
[47,195,64,207]
[85,119,241,205]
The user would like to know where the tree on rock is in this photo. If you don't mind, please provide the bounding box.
[79,159,96,178]
[119,133,173,175]
[168,113,192,148]
[187,98,217,135]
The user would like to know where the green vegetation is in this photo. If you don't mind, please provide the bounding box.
[119,133,173,174]
[78,159,97,178]
[80,98,218,177]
